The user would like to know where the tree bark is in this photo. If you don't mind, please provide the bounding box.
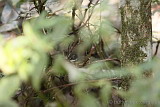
[120,0,152,67]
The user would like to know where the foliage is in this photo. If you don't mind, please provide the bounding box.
[0,0,159,107]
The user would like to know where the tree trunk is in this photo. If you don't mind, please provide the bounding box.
[120,0,152,67]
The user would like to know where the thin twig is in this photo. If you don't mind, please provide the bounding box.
[154,41,160,56]
[42,78,122,93]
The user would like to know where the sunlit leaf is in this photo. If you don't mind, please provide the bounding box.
[23,22,53,50]
[64,62,85,82]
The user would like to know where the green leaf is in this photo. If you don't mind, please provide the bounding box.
[0,76,20,101]
[31,52,47,90]
[0,100,18,107]
[74,83,101,107]
[64,62,85,82]
[52,55,67,76]
[78,94,101,107]
[100,81,112,106]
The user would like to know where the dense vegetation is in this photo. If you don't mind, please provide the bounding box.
[0,0,160,107]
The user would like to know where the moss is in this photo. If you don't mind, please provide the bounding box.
[120,0,152,67]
